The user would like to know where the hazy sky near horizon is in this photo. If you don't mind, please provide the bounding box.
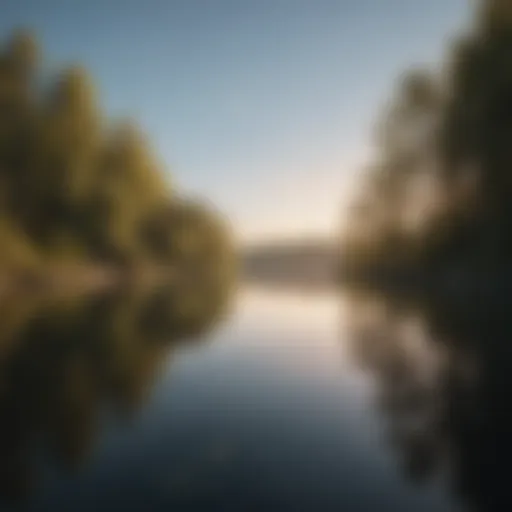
[1,1,470,244]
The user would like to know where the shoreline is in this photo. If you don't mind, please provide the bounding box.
[0,264,178,300]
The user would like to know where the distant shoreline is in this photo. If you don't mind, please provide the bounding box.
[240,239,337,290]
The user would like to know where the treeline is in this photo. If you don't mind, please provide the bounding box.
[341,0,512,281]
[0,30,233,282]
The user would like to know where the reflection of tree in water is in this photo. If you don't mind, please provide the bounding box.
[346,290,512,511]
[0,282,229,503]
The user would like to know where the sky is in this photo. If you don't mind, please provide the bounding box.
[1,0,470,245]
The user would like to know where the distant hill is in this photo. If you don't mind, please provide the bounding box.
[240,239,338,288]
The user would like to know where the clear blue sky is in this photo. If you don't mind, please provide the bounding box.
[1,0,470,244]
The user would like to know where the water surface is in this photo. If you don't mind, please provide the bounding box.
[0,286,457,511]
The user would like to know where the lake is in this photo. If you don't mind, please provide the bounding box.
[0,285,475,511]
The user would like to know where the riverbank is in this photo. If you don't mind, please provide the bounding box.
[0,264,178,300]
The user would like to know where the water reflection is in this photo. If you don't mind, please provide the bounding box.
[0,282,228,504]
[346,288,512,511]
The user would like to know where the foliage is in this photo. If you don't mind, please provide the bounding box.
[0,30,233,275]
[341,0,512,279]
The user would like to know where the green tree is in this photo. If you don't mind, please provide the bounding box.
[341,0,512,279]
[0,30,233,280]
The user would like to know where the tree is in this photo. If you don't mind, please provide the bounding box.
[341,0,512,279]
[0,30,233,277]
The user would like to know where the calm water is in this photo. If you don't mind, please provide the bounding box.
[0,286,466,511]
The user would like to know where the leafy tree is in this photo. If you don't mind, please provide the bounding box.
[341,0,512,279]
[0,30,233,279]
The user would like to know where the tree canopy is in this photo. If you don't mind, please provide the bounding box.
[0,30,234,282]
[340,0,512,280]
